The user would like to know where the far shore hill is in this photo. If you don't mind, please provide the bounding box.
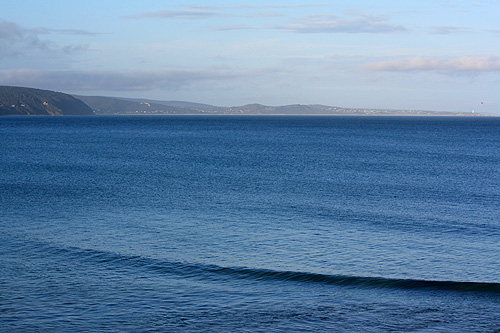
[75,95,489,116]
[0,86,490,116]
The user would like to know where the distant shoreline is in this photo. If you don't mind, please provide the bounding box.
[0,86,494,116]
[3,113,493,117]
[86,112,493,117]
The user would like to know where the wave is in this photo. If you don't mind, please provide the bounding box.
[23,239,500,294]
[218,267,500,293]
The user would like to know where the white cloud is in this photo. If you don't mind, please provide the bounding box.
[364,55,500,73]
[124,10,228,19]
[429,25,472,34]
[213,25,253,31]
[125,4,330,20]
[185,4,330,10]
[274,14,407,34]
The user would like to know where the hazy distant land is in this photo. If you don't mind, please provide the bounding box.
[75,94,488,116]
[0,86,489,116]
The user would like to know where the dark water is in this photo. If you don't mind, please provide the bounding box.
[1,116,500,331]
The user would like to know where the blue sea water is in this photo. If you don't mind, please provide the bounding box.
[1,115,500,331]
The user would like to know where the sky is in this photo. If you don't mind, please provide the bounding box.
[1,0,499,113]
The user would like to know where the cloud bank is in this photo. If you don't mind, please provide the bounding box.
[365,55,500,73]
[0,69,239,92]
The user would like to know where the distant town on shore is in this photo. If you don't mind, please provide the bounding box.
[0,86,491,117]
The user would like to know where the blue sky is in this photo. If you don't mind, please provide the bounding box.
[1,0,499,113]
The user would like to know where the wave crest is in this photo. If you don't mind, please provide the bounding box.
[36,241,500,294]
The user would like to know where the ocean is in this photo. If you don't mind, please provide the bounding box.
[1,115,499,331]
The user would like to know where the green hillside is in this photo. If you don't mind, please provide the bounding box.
[0,86,94,116]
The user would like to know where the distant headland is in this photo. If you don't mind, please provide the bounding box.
[0,86,94,116]
[0,86,490,116]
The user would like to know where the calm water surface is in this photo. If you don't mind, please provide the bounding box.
[1,116,500,331]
